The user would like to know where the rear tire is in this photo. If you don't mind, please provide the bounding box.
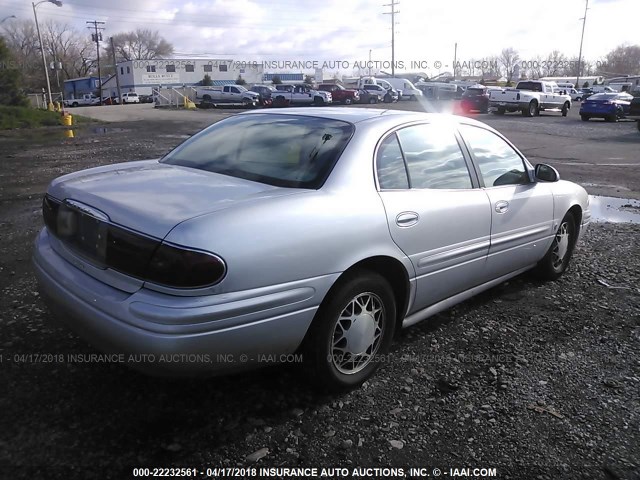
[523,101,538,117]
[314,96,325,106]
[368,97,377,104]
[561,102,570,117]
[344,97,352,105]
[493,107,505,115]
[302,270,396,392]
[72,102,78,108]
[637,120,640,132]
[534,212,577,281]
[581,114,590,121]
[605,114,617,122]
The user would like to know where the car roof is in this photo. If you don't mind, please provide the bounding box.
[238,107,490,128]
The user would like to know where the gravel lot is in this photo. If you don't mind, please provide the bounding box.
[0,104,639,480]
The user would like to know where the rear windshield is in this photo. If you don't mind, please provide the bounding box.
[588,93,618,101]
[464,88,485,95]
[161,114,354,189]
[516,82,543,92]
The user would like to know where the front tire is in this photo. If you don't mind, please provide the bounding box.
[534,212,577,281]
[303,270,396,391]
[368,97,377,104]
[314,96,325,106]
[561,102,570,117]
[343,97,352,105]
[581,114,590,121]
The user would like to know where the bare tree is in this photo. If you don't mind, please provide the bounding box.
[42,21,96,84]
[478,55,501,79]
[105,29,173,62]
[499,48,519,83]
[2,19,96,91]
[603,44,640,75]
[543,50,566,77]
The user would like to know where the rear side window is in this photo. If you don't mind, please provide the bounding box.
[395,124,472,189]
[162,114,354,189]
[376,134,409,189]
[459,125,528,187]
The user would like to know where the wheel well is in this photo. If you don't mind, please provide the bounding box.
[568,204,582,243]
[342,256,410,333]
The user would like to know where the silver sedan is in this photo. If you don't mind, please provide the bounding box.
[33,108,591,390]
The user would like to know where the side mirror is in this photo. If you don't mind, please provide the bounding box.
[535,164,560,182]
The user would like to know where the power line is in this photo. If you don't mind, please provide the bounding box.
[382,0,399,77]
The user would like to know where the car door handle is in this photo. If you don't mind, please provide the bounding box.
[495,200,510,214]
[396,212,419,227]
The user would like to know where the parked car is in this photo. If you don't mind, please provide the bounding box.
[121,92,140,104]
[489,80,572,117]
[271,84,332,106]
[579,92,634,122]
[33,108,590,391]
[317,84,360,105]
[627,96,640,132]
[101,95,120,105]
[375,77,423,100]
[460,85,501,113]
[196,85,260,106]
[362,84,398,103]
[138,94,154,104]
[356,88,382,104]
[249,85,276,106]
[63,93,99,107]
[579,88,595,100]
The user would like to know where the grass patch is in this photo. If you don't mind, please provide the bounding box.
[0,106,91,129]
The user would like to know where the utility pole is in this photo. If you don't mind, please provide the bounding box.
[383,0,399,77]
[87,20,105,105]
[576,0,589,89]
[453,43,458,80]
[110,36,123,106]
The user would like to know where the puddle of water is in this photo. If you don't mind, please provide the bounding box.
[589,195,640,223]
[89,127,127,135]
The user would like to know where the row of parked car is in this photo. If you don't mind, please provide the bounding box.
[459,80,639,126]
[194,82,404,108]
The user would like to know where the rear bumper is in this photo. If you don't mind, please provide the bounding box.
[33,228,331,375]
[489,100,528,111]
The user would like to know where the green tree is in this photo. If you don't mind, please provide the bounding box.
[201,74,212,86]
[235,75,246,85]
[271,75,282,85]
[0,37,28,106]
[583,81,590,88]
[304,74,313,85]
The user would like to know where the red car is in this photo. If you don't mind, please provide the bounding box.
[317,84,360,105]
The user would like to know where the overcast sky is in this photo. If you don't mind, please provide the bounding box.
[1,0,638,75]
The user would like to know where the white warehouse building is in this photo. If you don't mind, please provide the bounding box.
[101,58,265,96]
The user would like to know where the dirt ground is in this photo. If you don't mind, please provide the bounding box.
[0,107,639,480]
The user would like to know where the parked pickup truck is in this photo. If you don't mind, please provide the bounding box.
[272,84,332,106]
[195,85,260,106]
[317,84,359,104]
[489,80,571,117]
[63,94,99,107]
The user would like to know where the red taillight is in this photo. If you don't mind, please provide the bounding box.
[146,243,226,289]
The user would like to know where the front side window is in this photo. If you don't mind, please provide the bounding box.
[162,115,354,189]
[395,124,472,189]
[459,125,528,187]
[376,134,409,189]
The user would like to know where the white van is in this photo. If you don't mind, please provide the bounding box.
[555,82,574,90]
[375,77,423,100]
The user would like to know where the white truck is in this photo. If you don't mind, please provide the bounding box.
[272,84,332,106]
[63,94,99,107]
[488,80,572,117]
[195,85,260,106]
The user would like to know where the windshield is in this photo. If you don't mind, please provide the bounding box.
[161,114,354,189]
